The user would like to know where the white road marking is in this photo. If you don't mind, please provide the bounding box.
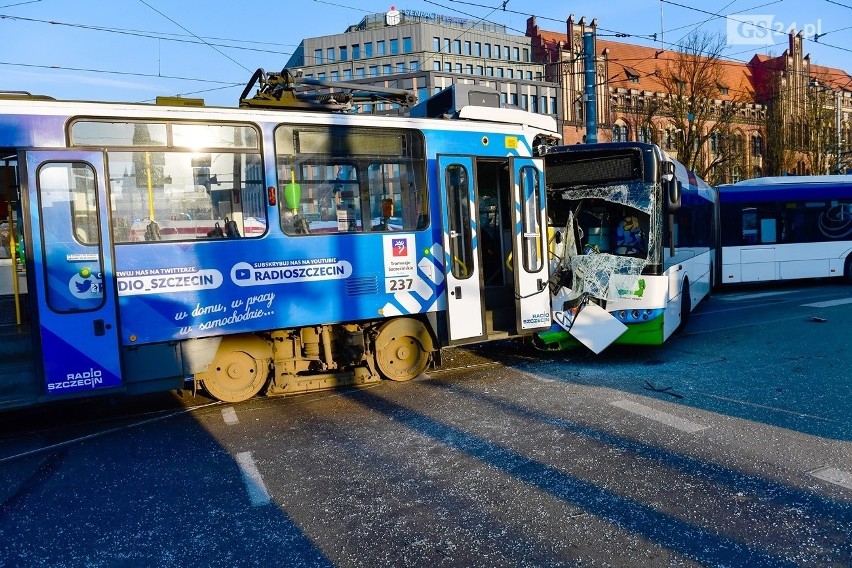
[808,466,852,491]
[801,298,852,308]
[235,451,272,506]
[610,399,709,433]
[221,406,239,425]
[718,290,797,301]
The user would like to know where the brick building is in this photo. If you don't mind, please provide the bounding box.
[526,16,852,182]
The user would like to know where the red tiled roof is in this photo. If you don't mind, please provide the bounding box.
[537,29,755,101]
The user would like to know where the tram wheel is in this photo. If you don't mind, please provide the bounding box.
[201,350,268,403]
[374,319,432,382]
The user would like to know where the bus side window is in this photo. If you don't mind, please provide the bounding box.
[741,208,758,245]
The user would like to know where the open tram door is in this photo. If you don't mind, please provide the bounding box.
[23,151,123,398]
[438,155,551,345]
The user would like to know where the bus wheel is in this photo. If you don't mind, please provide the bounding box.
[374,318,432,381]
[198,339,271,403]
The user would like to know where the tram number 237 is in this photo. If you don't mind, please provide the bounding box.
[385,277,414,293]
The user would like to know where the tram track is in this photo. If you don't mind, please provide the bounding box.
[0,348,528,464]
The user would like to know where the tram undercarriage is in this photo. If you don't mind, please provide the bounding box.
[193,316,436,403]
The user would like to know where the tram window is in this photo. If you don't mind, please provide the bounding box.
[519,166,543,272]
[446,164,473,279]
[274,125,428,236]
[71,120,265,243]
[38,163,105,313]
[106,150,265,242]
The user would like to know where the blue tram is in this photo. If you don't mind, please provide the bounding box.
[0,79,559,408]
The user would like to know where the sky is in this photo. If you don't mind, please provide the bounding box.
[1,0,850,107]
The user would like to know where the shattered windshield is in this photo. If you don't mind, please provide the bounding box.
[547,180,661,303]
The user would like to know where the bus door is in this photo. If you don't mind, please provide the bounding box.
[438,155,485,343]
[24,151,123,397]
[509,157,551,334]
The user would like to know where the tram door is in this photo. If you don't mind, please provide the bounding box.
[439,155,485,343]
[24,151,123,397]
[438,155,551,344]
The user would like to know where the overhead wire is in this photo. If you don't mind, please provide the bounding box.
[0,0,848,102]
[137,0,252,72]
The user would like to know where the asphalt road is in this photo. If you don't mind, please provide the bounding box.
[0,281,850,567]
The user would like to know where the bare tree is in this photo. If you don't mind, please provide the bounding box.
[805,72,839,175]
[654,32,745,178]
[762,69,792,176]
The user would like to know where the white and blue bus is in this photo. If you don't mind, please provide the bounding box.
[536,142,717,353]
[0,79,559,410]
[718,175,852,284]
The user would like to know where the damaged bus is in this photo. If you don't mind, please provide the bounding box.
[536,142,717,353]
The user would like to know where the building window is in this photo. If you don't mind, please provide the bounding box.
[521,94,528,110]
[453,39,461,54]
[330,71,339,81]
[343,69,352,80]
[352,44,361,59]
[356,67,365,78]
[377,40,385,56]
[410,60,419,71]
[497,68,504,78]
[390,38,398,55]
[314,49,323,64]
[513,47,520,61]
[365,42,373,57]
[476,65,484,75]
[443,38,451,53]
[525,71,532,80]
[510,93,518,106]
[485,43,492,58]
[474,42,482,57]
[613,124,629,142]
[504,46,510,60]
[433,37,440,52]
[434,61,441,71]
[383,64,392,75]
[455,63,462,74]
[397,63,406,73]
[403,37,412,53]
[523,48,530,62]
[752,134,763,157]
[327,48,335,63]
[339,46,348,62]
[369,66,378,77]
[507,69,514,78]
[445,63,452,72]
[486,66,493,76]
[464,41,471,55]
[466,64,474,74]
[550,97,558,114]
[494,45,502,59]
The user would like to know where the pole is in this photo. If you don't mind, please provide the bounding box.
[836,89,842,173]
[583,32,598,143]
